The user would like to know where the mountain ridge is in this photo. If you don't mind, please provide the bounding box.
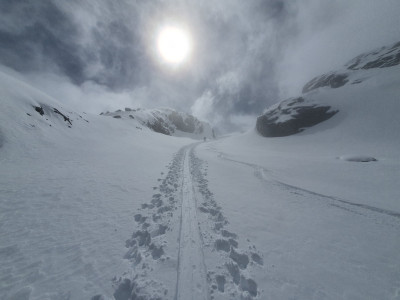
[256,40,400,138]
[101,107,215,140]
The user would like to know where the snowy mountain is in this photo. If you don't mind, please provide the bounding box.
[1,42,400,300]
[257,40,400,137]
[101,108,215,140]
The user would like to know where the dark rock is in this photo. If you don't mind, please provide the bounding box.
[362,53,400,69]
[53,108,72,125]
[302,73,348,93]
[34,106,44,116]
[346,41,400,70]
[146,117,172,135]
[256,98,338,137]
[167,111,201,133]
[258,41,399,139]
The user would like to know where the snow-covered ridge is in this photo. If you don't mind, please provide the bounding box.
[303,40,400,93]
[101,107,215,140]
[257,40,400,137]
[346,41,400,71]
[0,67,93,153]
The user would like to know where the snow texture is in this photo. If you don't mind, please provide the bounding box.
[257,40,400,137]
[1,41,400,300]
[101,108,214,140]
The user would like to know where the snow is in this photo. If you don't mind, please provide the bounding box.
[0,68,193,299]
[1,56,400,300]
[175,145,208,300]
[196,129,400,299]
[102,107,214,140]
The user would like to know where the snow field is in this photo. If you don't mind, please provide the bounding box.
[0,67,195,299]
[113,143,263,300]
[196,137,400,299]
[1,54,400,299]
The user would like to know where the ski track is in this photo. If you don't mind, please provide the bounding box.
[106,143,262,300]
[207,146,400,229]
[175,145,208,300]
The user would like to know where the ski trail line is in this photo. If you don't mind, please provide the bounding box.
[175,145,209,300]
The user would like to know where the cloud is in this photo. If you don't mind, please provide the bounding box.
[21,71,142,114]
[1,0,399,132]
[277,0,400,98]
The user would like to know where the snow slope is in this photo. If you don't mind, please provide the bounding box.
[197,133,400,299]
[1,39,400,300]
[101,107,214,140]
[257,41,400,138]
[0,68,193,299]
[198,42,400,299]
[0,67,260,300]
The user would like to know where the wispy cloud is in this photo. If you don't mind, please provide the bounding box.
[1,0,399,132]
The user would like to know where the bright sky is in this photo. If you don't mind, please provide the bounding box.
[1,0,399,132]
[157,26,192,64]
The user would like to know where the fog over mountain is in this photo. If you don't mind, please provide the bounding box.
[1,0,399,132]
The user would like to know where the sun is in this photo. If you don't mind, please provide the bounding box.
[157,26,192,64]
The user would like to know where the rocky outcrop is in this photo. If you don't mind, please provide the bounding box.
[32,104,84,128]
[102,108,213,140]
[256,97,337,137]
[302,73,348,94]
[302,41,400,94]
[257,41,400,137]
[346,41,400,70]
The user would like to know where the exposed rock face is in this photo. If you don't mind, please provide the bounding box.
[302,41,400,94]
[257,41,400,137]
[102,107,213,139]
[146,116,172,135]
[346,41,400,70]
[167,111,202,134]
[256,97,337,137]
[302,73,349,93]
[32,104,82,128]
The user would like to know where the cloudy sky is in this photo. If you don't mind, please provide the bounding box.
[1,0,399,132]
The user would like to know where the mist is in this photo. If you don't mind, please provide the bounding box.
[1,0,399,132]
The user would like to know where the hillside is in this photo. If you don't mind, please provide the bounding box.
[1,40,400,300]
[256,41,400,140]
[101,108,215,140]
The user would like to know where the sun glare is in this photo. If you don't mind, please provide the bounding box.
[157,26,192,64]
